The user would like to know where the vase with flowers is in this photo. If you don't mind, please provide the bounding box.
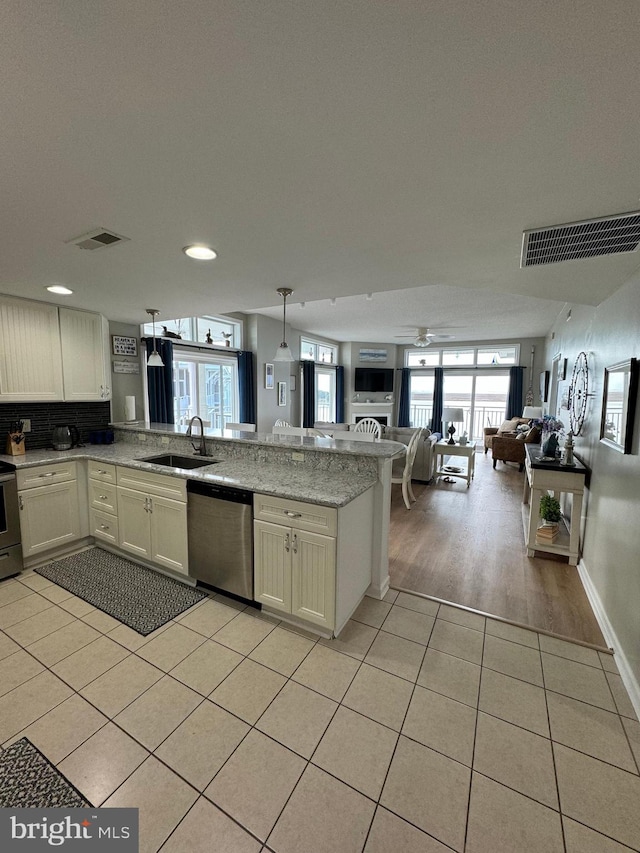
[532,415,565,457]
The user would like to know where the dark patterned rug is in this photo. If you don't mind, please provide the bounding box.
[0,738,90,808]
[36,548,206,635]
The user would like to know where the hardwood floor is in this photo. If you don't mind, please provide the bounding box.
[389,448,606,647]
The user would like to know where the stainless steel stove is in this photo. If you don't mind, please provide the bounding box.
[0,461,22,580]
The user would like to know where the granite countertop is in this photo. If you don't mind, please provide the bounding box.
[0,444,378,507]
[113,422,406,459]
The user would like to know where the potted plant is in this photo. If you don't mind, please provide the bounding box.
[539,493,561,526]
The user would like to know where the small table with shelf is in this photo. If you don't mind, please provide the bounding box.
[434,440,476,487]
[522,444,587,566]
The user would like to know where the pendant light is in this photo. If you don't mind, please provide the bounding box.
[274,287,294,362]
[146,309,164,367]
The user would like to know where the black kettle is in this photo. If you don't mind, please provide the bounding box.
[52,424,80,451]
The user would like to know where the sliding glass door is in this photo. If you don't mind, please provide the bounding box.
[443,371,510,439]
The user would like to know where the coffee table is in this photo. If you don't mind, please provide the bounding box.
[434,440,476,487]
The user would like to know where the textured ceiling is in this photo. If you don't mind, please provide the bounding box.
[1,1,639,342]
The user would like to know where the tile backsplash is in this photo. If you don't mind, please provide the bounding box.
[0,402,111,450]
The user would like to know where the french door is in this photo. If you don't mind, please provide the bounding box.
[443,371,510,439]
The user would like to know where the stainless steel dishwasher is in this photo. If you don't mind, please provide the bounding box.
[187,480,254,600]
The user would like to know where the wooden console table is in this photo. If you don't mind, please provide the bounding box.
[522,444,587,566]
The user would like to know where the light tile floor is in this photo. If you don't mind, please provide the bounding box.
[1,573,639,853]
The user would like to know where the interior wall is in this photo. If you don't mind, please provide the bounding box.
[248,314,302,431]
[108,321,144,423]
[542,276,640,692]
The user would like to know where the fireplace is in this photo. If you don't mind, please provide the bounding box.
[354,414,388,426]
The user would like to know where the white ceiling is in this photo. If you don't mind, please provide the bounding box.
[1,1,639,344]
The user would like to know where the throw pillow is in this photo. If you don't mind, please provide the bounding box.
[516,432,527,441]
[525,426,541,444]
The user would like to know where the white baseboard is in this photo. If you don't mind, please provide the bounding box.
[366,575,390,601]
[578,558,640,720]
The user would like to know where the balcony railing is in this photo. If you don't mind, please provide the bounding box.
[409,404,507,439]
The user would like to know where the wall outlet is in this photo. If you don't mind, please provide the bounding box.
[161,436,170,445]
[22,419,31,432]
[291,451,304,462]
[138,433,146,441]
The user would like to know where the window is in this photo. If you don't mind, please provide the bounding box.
[300,337,338,364]
[404,344,519,367]
[408,373,434,428]
[315,366,336,422]
[172,350,238,428]
[442,372,510,438]
[143,315,242,348]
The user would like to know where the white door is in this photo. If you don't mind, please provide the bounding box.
[117,487,151,560]
[19,482,80,557]
[291,529,335,630]
[254,520,292,613]
[0,296,64,401]
[59,308,110,401]
[149,495,188,575]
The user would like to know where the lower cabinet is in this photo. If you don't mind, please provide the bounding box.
[115,466,188,576]
[17,463,81,558]
[253,490,374,636]
[254,520,336,630]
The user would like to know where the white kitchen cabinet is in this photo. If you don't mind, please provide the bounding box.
[254,490,374,636]
[254,519,335,629]
[88,462,119,546]
[115,466,188,575]
[17,462,81,558]
[0,296,110,402]
[59,308,111,401]
[0,295,63,401]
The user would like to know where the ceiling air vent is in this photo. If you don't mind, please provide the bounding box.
[521,211,640,267]
[65,229,130,251]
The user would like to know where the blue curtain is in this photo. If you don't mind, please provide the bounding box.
[398,368,411,427]
[507,366,525,419]
[146,338,174,423]
[430,367,444,435]
[237,351,256,424]
[301,360,315,427]
[335,365,345,422]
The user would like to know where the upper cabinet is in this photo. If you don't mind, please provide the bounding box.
[0,296,64,401]
[59,308,110,401]
[0,295,111,402]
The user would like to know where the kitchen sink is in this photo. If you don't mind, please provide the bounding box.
[140,454,219,469]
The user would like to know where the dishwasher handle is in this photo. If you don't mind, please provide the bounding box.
[187,479,253,505]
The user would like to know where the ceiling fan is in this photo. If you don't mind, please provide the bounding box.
[394,327,456,347]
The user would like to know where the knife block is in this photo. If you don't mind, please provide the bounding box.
[5,432,25,456]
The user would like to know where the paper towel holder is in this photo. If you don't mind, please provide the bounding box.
[124,396,137,423]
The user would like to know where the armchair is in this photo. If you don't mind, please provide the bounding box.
[484,418,530,454]
[491,426,541,472]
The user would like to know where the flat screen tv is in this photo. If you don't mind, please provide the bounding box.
[354,367,394,393]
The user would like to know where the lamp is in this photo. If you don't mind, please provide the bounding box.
[145,309,164,367]
[522,406,542,420]
[274,287,294,362]
[442,407,464,445]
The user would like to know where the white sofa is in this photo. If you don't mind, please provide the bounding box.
[382,426,437,482]
[314,422,437,482]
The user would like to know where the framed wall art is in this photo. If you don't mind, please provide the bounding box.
[277,381,287,407]
[264,363,274,390]
[539,370,550,403]
[112,335,138,356]
[557,357,567,381]
[599,358,638,454]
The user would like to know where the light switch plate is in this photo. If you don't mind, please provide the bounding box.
[291,451,304,461]
[22,419,31,432]
[138,433,146,441]
[161,436,170,445]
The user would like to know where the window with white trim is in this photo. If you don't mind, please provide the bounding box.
[172,349,238,428]
[142,315,242,348]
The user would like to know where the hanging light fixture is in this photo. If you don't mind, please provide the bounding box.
[145,309,164,367]
[274,287,294,362]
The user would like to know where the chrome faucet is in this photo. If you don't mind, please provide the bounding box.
[187,415,206,456]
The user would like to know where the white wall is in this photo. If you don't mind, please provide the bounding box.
[109,321,145,423]
[542,276,640,703]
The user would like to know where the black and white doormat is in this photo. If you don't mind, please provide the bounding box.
[0,738,90,808]
[36,548,206,635]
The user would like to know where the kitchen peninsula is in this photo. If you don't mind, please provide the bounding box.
[2,423,404,637]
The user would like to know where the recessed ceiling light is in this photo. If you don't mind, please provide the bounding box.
[183,245,217,260]
[46,285,74,295]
